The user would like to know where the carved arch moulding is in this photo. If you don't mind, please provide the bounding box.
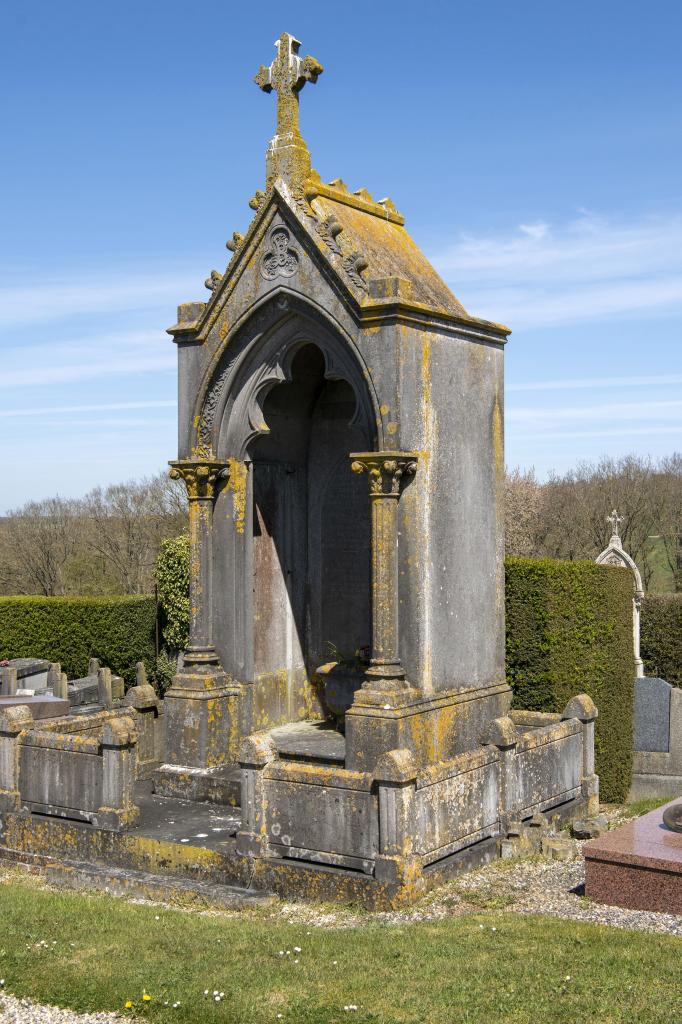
[193,294,383,460]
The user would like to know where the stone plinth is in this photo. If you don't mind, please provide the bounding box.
[584,799,682,914]
[0,695,70,721]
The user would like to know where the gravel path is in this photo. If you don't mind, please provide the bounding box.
[433,854,682,936]
[0,994,132,1023]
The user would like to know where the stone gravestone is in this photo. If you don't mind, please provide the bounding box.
[634,676,671,754]
[630,675,682,800]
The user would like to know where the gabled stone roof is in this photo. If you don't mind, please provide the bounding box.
[170,32,510,339]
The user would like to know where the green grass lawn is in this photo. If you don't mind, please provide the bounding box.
[0,875,679,1023]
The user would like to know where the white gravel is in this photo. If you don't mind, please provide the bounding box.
[440,855,682,936]
[0,994,132,1023]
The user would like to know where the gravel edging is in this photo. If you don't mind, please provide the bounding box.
[0,993,134,1023]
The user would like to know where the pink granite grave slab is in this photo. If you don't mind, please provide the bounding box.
[584,798,682,914]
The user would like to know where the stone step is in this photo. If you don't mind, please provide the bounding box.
[7,851,273,909]
[152,764,242,807]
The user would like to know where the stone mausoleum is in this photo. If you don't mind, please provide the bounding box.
[156,33,598,896]
[0,33,598,906]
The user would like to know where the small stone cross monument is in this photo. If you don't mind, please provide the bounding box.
[596,509,645,677]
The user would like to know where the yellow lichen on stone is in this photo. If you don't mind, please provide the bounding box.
[227,458,248,534]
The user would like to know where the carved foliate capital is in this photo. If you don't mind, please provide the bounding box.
[168,460,229,501]
[350,451,418,497]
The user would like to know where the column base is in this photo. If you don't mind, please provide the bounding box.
[92,805,140,833]
[344,682,512,772]
[162,670,242,770]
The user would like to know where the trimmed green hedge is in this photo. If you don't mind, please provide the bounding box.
[506,557,636,803]
[1,553,643,803]
[641,593,682,687]
[0,596,156,685]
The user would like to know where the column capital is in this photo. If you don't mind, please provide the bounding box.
[350,451,418,496]
[168,459,229,501]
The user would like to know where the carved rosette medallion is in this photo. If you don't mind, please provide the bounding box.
[261,227,300,280]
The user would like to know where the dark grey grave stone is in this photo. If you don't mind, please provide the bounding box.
[634,676,671,753]
[7,658,50,690]
[68,676,100,706]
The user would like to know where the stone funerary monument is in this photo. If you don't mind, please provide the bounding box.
[156,32,598,900]
[0,32,598,906]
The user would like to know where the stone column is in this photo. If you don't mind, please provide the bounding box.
[169,459,229,669]
[562,694,599,818]
[124,683,162,780]
[482,716,519,833]
[373,749,423,891]
[634,593,644,679]
[0,705,32,811]
[95,717,139,832]
[236,732,278,859]
[97,667,113,708]
[159,459,241,774]
[350,452,418,691]
[0,667,18,697]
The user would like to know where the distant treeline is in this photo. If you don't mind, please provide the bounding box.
[505,453,681,592]
[1,452,680,597]
[0,473,187,597]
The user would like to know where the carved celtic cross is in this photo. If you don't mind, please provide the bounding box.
[607,508,624,538]
[254,32,323,140]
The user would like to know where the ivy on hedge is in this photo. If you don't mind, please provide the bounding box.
[0,596,156,685]
[505,557,636,804]
[641,593,682,687]
[154,534,190,653]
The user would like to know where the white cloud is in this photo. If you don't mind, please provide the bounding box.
[507,373,682,392]
[519,222,550,240]
[512,425,682,442]
[0,399,176,418]
[507,398,682,426]
[433,212,682,328]
[0,272,201,329]
[2,330,175,388]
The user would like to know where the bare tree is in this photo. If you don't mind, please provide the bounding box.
[82,472,188,595]
[651,453,682,591]
[0,497,80,596]
[505,467,543,556]
[0,470,187,597]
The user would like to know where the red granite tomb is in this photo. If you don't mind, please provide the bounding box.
[584,798,682,914]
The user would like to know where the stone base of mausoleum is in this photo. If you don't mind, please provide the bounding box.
[0,693,598,909]
[237,701,596,892]
[344,681,513,772]
[153,762,242,806]
[0,785,587,910]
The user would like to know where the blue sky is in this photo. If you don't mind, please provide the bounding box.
[1,0,680,510]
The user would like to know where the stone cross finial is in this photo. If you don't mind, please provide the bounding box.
[607,509,624,542]
[254,32,323,186]
[255,32,323,138]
